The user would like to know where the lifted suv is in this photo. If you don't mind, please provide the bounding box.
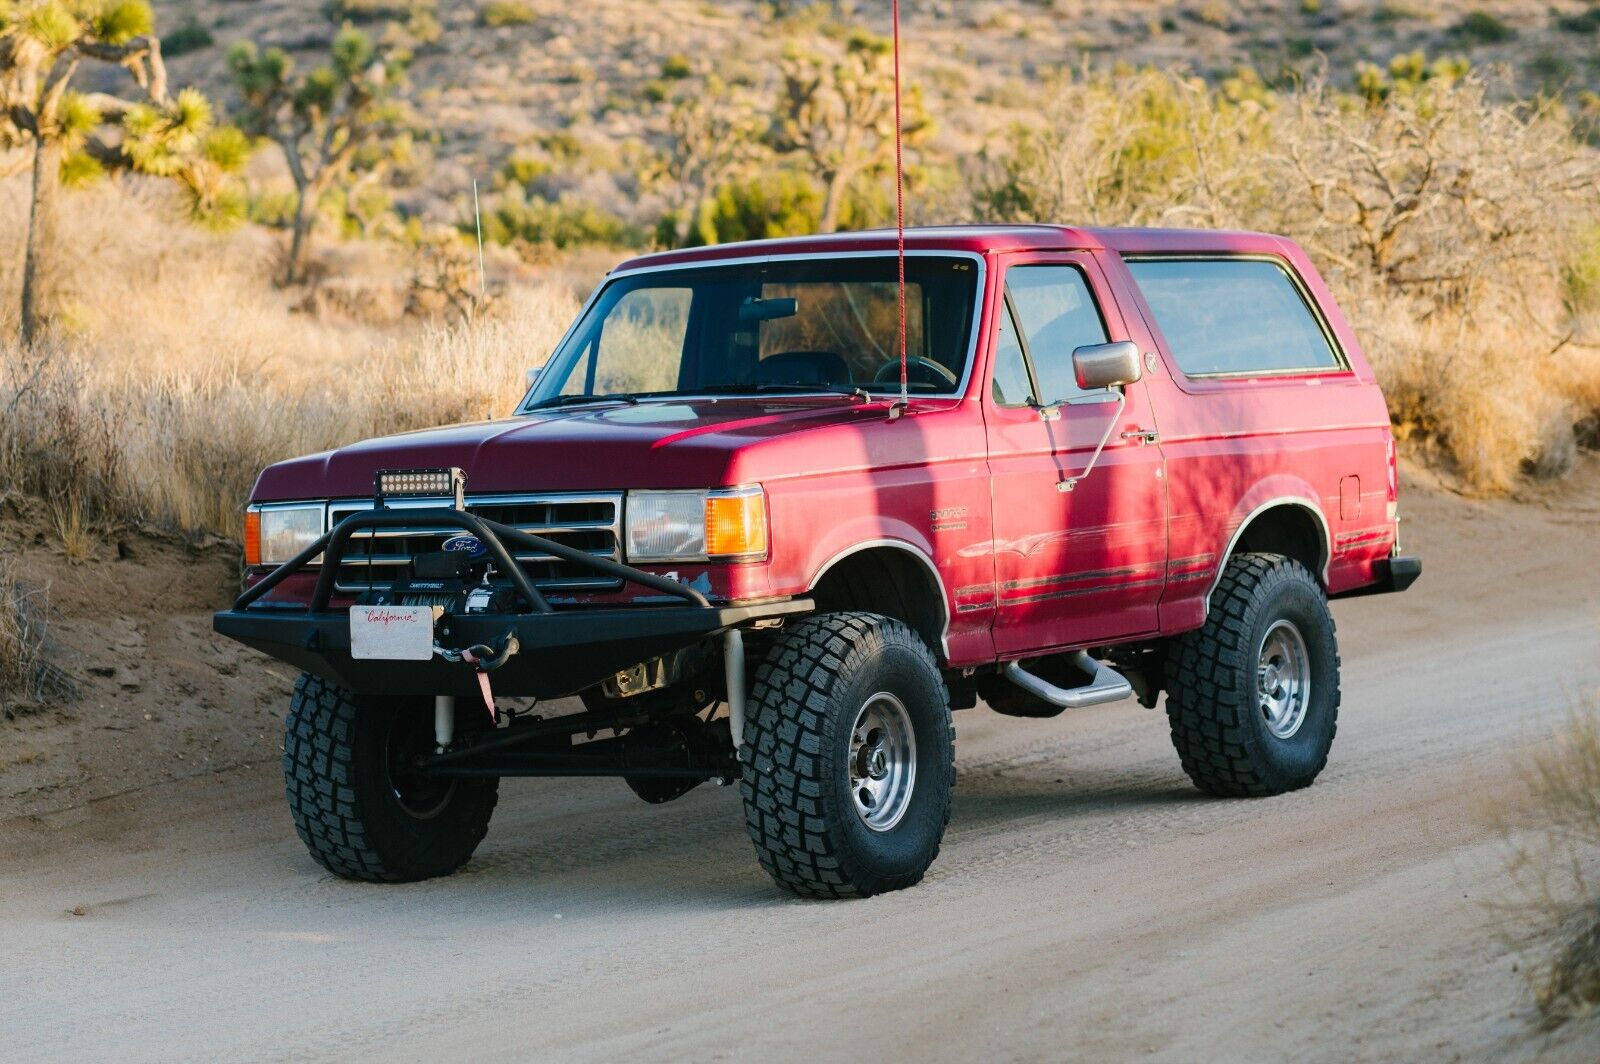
[216,225,1420,897]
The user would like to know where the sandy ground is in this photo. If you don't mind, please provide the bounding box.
[3,461,1600,1062]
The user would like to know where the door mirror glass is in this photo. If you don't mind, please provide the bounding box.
[1071,341,1142,391]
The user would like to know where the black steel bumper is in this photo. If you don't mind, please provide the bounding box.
[212,506,810,699]
[1332,554,1422,600]
[213,600,808,699]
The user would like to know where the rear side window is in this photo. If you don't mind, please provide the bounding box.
[1125,258,1341,377]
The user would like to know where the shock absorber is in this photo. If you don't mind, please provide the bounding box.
[434,695,455,750]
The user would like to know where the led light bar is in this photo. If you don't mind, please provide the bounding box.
[375,467,467,509]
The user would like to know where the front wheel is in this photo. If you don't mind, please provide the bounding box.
[1163,553,1341,797]
[739,612,954,898]
[283,674,499,882]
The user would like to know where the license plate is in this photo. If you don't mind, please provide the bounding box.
[349,605,437,661]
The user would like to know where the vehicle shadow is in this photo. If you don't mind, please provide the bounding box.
[311,763,1220,912]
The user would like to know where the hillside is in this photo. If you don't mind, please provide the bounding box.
[141,0,1600,226]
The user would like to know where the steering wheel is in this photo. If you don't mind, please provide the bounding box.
[872,356,958,389]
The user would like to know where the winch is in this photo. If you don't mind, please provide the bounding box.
[354,548,519,616]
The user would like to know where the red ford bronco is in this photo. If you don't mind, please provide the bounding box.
[215,225,1420,897]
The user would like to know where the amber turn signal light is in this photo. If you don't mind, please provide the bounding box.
[704,490,768,559]
[243,508,262,567]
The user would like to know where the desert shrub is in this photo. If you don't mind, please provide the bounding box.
[1502,700,1600,1026]
[480,194,643,255]
[0,555,72,717]
[1558,8,1600,34]
[324,0,426,23]
[971,68,1600,491]
[695,170,888,245]
[479,0,535,28]
[1450,10,1515,46]
[661,54,693,79]
[161,18,213,57]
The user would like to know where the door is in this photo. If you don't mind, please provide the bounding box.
[984,255,1168,656]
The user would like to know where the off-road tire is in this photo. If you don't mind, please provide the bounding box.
[1163,553,1340,797]
[283,673,499,882]
[739,612,954,899]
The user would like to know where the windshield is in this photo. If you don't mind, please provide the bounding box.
[523,255,979,408]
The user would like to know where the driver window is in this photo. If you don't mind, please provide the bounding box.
[559,287,689,396]
[1005,266,1110,405]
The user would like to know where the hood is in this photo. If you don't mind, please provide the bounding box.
[252,398,914,501]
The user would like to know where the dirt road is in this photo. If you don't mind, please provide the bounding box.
[4,468,1599,1063]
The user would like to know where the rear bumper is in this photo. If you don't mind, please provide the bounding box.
[1332,554,1422,600]
[214,599,810,699]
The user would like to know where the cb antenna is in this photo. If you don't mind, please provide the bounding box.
[889,0,909,420]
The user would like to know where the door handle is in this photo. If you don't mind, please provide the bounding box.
[1121,429,1160,444]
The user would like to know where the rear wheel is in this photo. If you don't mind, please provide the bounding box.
[1163,553,1340,797]
[739,612,954,898]
[283,674,498,882]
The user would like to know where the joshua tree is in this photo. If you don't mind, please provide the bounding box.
[646,76,768,247]
[773,29,928,234]
[228,25,405,284]
[0,0,238,345]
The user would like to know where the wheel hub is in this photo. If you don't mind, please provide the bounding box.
[1256,619,1311,740]
[848,693,917,832]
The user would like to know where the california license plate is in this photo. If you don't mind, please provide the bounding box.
[349,605,437,661]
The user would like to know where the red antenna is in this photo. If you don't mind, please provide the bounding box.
[891,0,908,417]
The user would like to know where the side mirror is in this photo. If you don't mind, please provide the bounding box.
[525,365,545,388]
[1071,340,1142,391]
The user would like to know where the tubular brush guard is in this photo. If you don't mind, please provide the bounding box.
[213,508,809,700]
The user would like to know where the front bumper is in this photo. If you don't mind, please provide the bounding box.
[213,506,810,699]
[213,599,808,699]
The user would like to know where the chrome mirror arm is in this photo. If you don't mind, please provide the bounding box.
[1056,389,1127,493]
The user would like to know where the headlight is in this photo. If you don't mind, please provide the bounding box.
[625,487,767,563]
[245,503,325,566]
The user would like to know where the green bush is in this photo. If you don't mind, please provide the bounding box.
[479,194,643,252]
[692,171,888,245]
[1451,10,1515,45]
[324,0,426,23]
[161,19,213,57]
[499,153,551,189]
[661,54,693,79]
[479,0,535,28]
[1558,8,1600,34]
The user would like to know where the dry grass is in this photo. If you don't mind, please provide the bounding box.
[0,555,72,718]
[0,180,579,540]
[1504,700,1600,1026]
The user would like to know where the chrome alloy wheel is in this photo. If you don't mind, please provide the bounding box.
[848,692,917,832]
[1256,619,1312,740]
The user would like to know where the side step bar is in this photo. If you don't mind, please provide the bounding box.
[1002,650,1133,709]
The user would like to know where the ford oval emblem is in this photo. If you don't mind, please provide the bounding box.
[440,534,483,555]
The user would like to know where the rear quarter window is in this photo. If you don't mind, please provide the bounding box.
[1125,258,1342,377]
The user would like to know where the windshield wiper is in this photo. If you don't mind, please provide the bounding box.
[525,393,641,411]
[698,383,871,401]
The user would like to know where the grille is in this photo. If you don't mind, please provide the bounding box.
[327,493,623,593]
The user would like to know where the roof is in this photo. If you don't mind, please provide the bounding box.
[611,224,1291,273]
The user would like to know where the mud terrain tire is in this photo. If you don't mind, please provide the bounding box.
[739,612,954,898]
[1163,553,1340,797]
[283,673,498,882]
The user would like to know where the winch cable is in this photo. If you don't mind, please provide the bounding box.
[892,0,908,414]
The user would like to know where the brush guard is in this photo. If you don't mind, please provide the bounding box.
[213,507,810,703]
